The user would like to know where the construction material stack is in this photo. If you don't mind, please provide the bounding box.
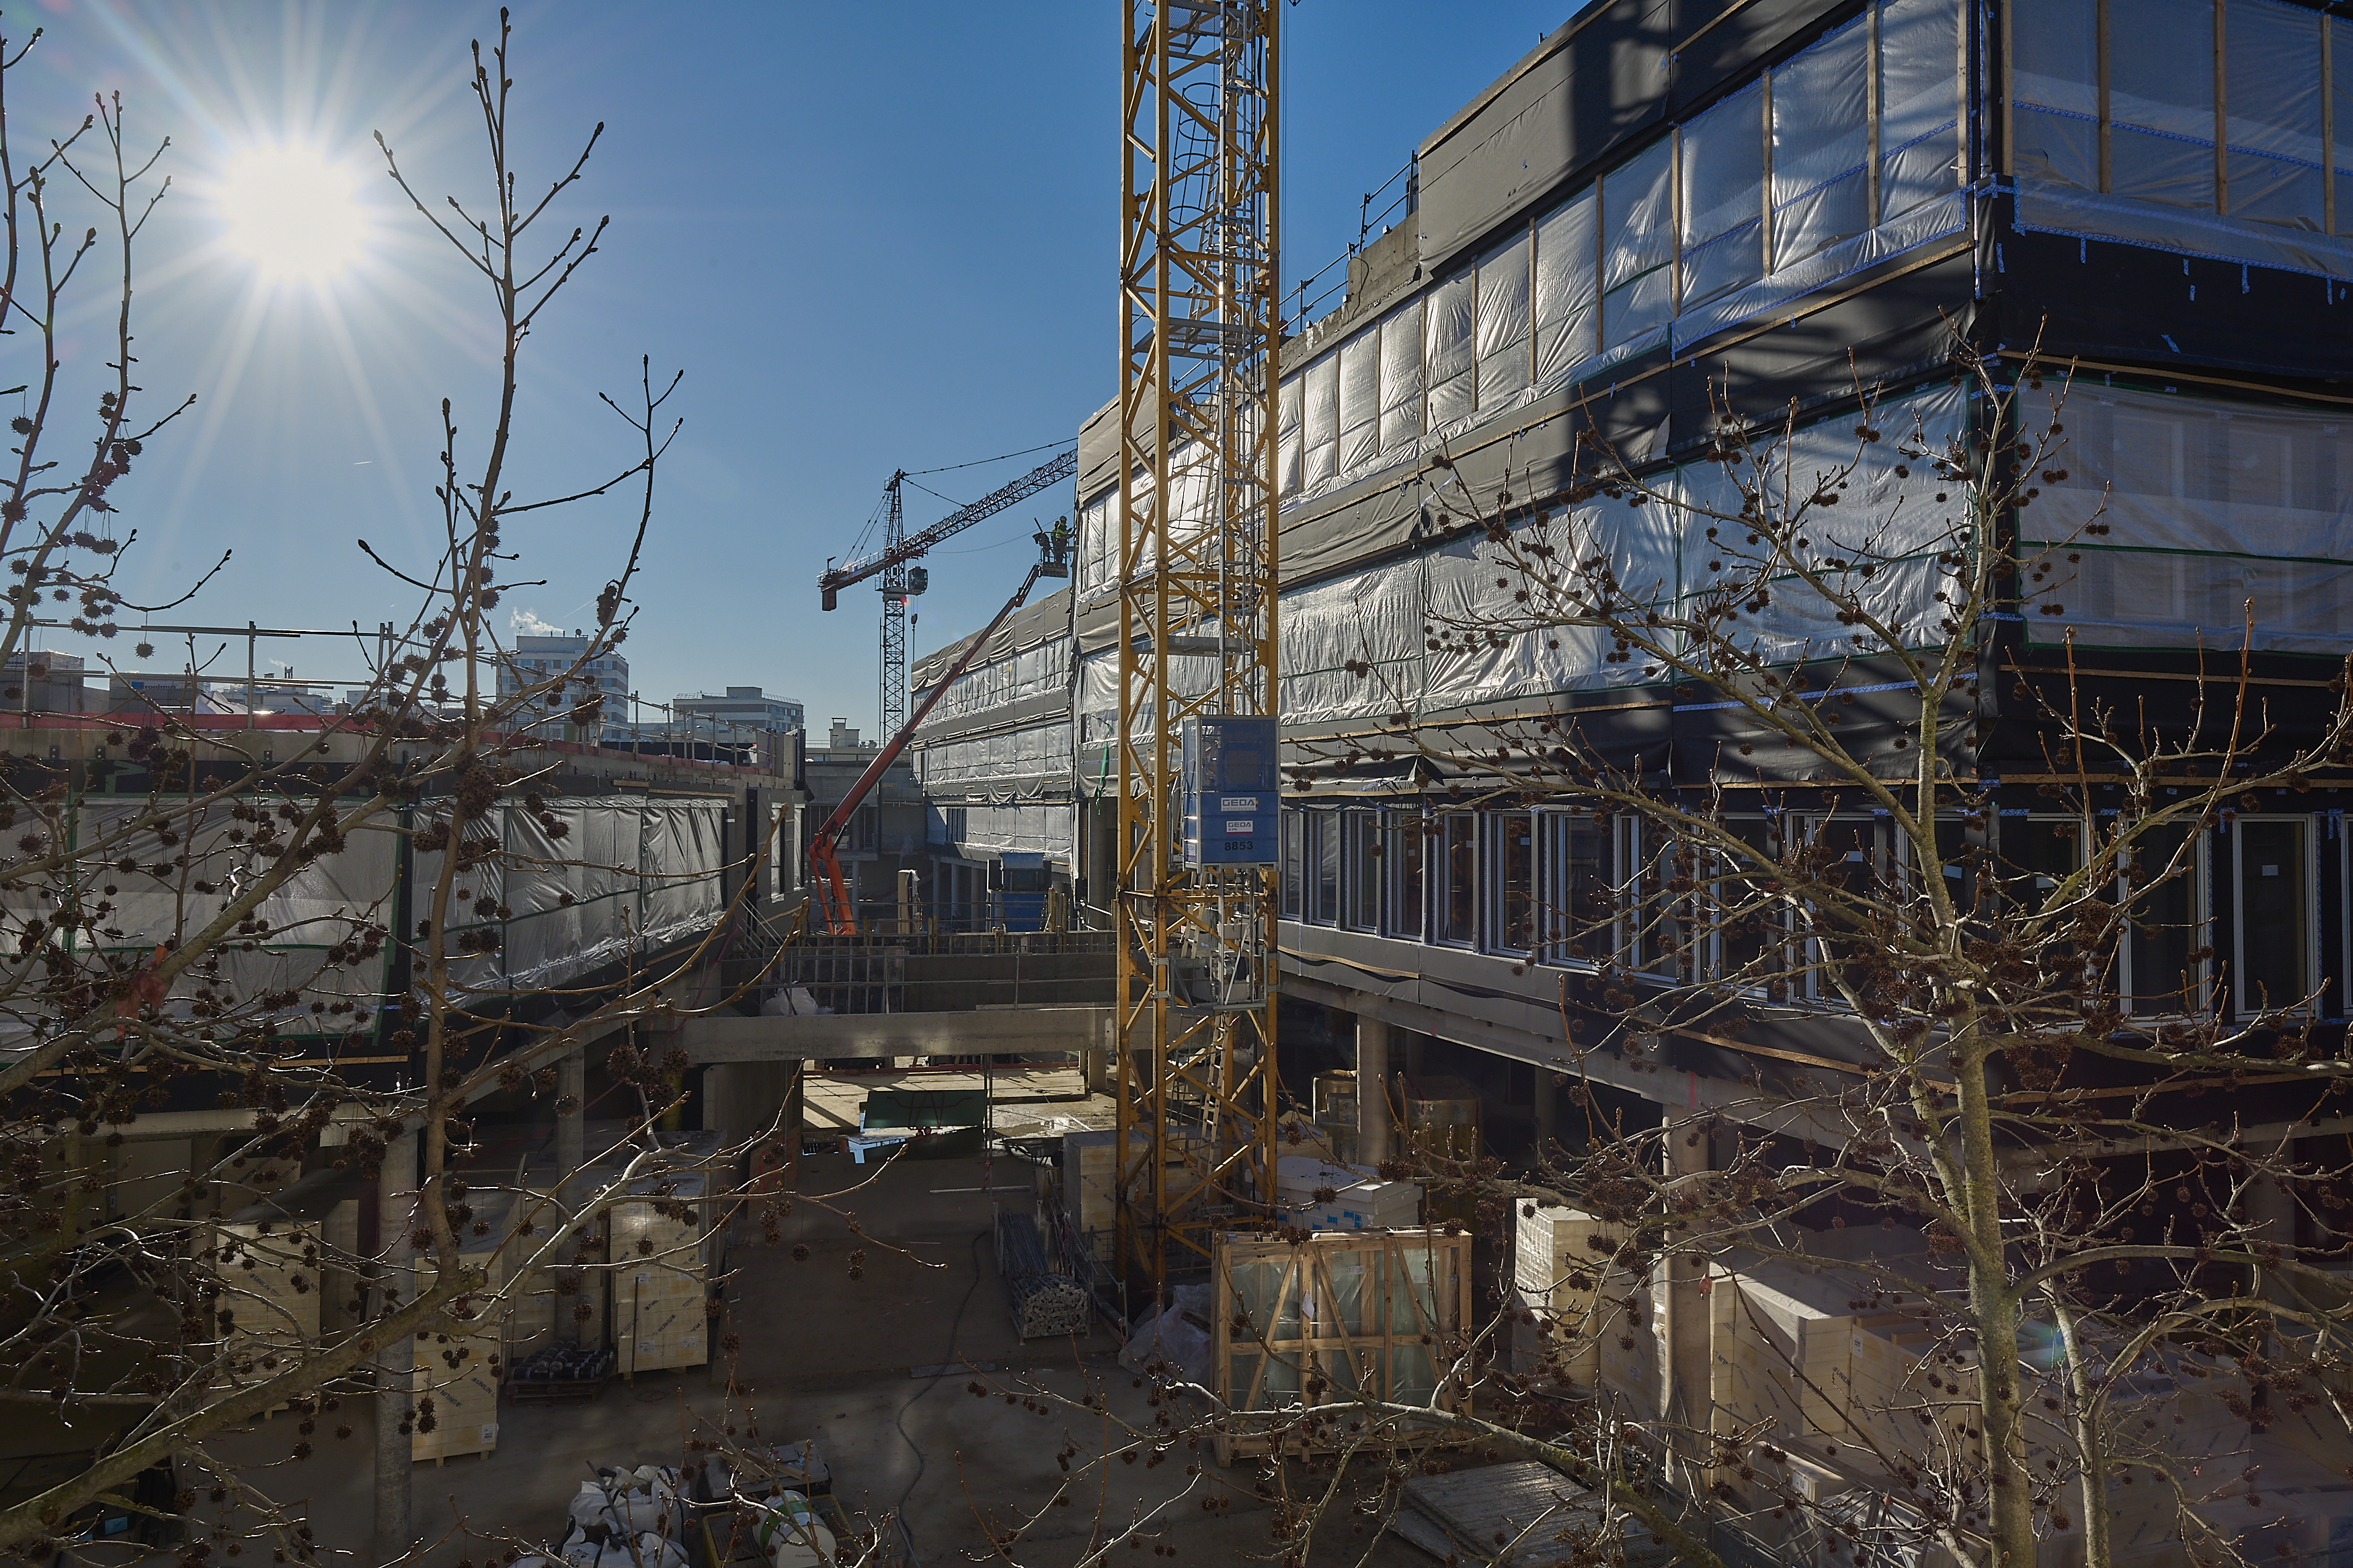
[1270,1155,1421,1233]
[608,1173,711,1376]
[411,1228,503,1463]
[994,1208,1090,1339]
[202,1221,323,1390]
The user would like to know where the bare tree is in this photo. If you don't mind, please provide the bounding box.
[0,17,862,1566]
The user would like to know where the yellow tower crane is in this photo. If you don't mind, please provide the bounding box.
[1114,0,1283,1290]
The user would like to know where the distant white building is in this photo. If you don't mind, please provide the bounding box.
[499,632,628,729]
[672,686,803,733]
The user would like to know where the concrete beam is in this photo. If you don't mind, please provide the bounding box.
[678,1006,1113,1063]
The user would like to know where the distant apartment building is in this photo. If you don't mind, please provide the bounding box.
[498,633,629,731]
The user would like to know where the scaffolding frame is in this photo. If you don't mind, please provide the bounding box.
[1114,0,1282,1288]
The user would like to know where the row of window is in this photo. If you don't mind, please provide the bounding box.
[1280,804,2344,1020]
[1276,0,1962,501]
[2014,0,2353,233]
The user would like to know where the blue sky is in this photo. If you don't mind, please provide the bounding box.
[15,1,1568,732]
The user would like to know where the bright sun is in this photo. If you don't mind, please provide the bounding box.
[218,147,366,282]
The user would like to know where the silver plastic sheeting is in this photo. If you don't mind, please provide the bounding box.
[2223,0,2325,232]
[916,720,1073,792]
[1339,325,1382,474]
[914,634,1070,731]
[1770,17,1871,271]
[41,802,401,1028]
[1599,138,1675,352]
[1379,298,1425,454]
[1275,384,1963,726]
[639,804,724,949]
[1278,377,1304,501]
[2024,381,2353,654]
[934,802,1074,860]
[498,799,725,994]
[1532,189,1597,383]
[1423,272,1476,430]
[2014,183,2353,279]
[1679,82,1766,312]
[1876,0,1964,222]
[1474,229,1531,410]
[1304,355,1340,489]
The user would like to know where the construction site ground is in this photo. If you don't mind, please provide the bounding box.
[192,1139,1426,1567]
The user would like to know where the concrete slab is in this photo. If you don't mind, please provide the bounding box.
[680,1007,1111,1063]
[800,1065,1113,1139]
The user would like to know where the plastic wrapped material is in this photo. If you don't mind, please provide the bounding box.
[2109,0,2217,210]
[1277,376,1302,501]
[2013,179,2353,279]
[2338,20,2353,237]
[1303,354,1339,489]
[1337,325,1381,474]
[1423,271,1475,429]
[914,634,1069,730]
[2024,382,2353,655]
[1600,138,1674,352]
[914,721,1072,792]
[2223,0,2323,231]
[1876,0,1962,222]
[2009,0,2096,117]
[1378,297,1423,456]
[1770,18,1870,270]
[1533,188,1597,381]
[1474,229,1530,411]
[1076,492,1114,604]
[939,802,1073,860]
[638,804,723,948]
[1679,81,1765,311]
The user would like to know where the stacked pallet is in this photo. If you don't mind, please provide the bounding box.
[411,1247,502,1463]
[203,1221,323,1387]
[1061,1128,1205,1238]
[495,1188,608,1360]
[608,1174,710,1375]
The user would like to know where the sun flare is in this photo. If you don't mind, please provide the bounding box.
[218,147,365,283]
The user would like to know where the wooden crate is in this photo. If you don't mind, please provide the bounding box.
[1062,1129,1205,1237]
[1211,1227,1472,1462]
[202,1221,323,1387]
[608,1175,709,1375]
[411,1253,501,1464]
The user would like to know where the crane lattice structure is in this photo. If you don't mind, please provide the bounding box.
[819,450,1078,739]
[1115,0,1281,1287]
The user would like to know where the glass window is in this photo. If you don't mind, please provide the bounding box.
[1679,81,1765,309]
[1384,808,1425,942]
[1476,229,1532,410]
[1618,818,1684,980]
[1281,808,1304,919]
[1342,811,1379,931]
[1437,811,1478,945]
[1878,0,1962,220]
[1798,815,1876,1001]
[2223,0,2323,230]
[1709,817,1788,991]
[1378,298,1425,454]
[1533,190,1598,382]
[2235,816,2313,1014]
[1424,272,1476,429]
[1540,813,1609,964]
[1600,139,1676,351]
[1771,21,1872,268]
[1312,809,1340,925]
[1303,354,1339,487]
[1488,810,1537,954]
[2122,819,2205,1014]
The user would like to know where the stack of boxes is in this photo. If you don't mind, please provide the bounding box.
[493,1188,608,1362]
[1271,1155,1421,1233]
[607,1173,711,1376]
[1062,1128,1205,1240]
[1509,1202,1634,1393]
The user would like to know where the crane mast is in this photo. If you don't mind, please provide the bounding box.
[1115,0,1281,1287]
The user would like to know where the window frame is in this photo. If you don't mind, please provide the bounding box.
[1383,804,1428,943]
[2230,812,2319,1018]
[1484,808,1540,957]
[1341,808,1381,932]
[2116,816,2212,1017]
[1435,809,1480,948]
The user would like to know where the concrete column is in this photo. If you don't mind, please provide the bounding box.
[1355,1016,1390,1166]
[372,1129,417,1567]
[1663,1124,1712,1454]
[555,1044,585,1178]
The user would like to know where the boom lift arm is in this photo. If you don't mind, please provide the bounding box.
[818,448,1078,610]
[806,531,1071,934]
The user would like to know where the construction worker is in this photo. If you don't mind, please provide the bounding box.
[1049,513,1070,562]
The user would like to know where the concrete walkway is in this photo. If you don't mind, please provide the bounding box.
[801,1064,1115,1140]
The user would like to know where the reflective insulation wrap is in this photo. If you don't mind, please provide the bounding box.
[1266,383,1963,727]
[2022,380,2353,655]
[1679,81,1765,313]
[1769,16,1870,272]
